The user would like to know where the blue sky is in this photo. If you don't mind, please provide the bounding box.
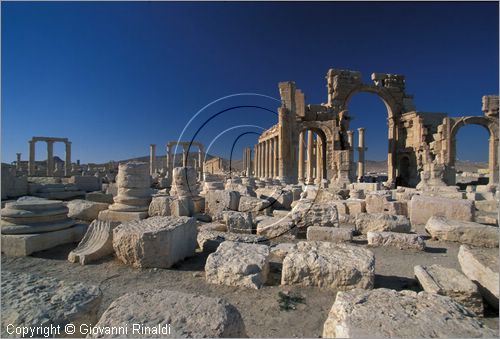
[2,1,498,164]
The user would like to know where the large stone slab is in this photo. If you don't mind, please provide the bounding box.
[86,191,114,204]
[458,245,499,309]
[69,175,101,192]
[1,224,87,256]
[426,216,499,248]
[90,289,246,338]
[256,216,297,239]
[367,231,425,250]
[205,190,240,216]
[306,226,353,243]
[1,271,101,338]
[113,216,197,268]
[148,195,174,217]
[205,241,270,289]
[281,241,375,290]
[197,230,269,253]
[68,220,115,265]
[322,288,496,338]
[409,195,474,225]
[222,211,254,234]
[255,188,293,210]
[355,213,411,234]
[414,264,483,316]
[291,200,339,229]
[66,199,109,222]
[238,196,272,217]
[98,209,148,223]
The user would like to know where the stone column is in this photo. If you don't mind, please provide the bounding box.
[16,153,21,171]
[306,130,314,184]
[489,136,499,184]
[65,142,72,176]
[29,141,35,176]
[165,145,171,178]
[46,140,54,177]
[149,144,156,176]
[298,131,305,183]
[357,128,366,182]
[267,139,273,178]
[273,137,278,179]
[246,148,252,177]
[347,130,355,182]
[387,117,397,187]
[316,137,323,184]
[182,145,187,167]
[254,145,259,177]
[263,140,268,178]
[198,147,204,180]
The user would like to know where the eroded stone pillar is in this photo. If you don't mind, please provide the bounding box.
[262,140,268,178]
[65,142,71,176]
[16,153,21,171]
[246,148,252,177]
[306,130,314,184]
[273,137,278,179]
[166,145,171,178]
[46,140,54,177]
[315,137,323,184]
[182,145,187,167]
[29,141,35,176]
[150,144,156,176]
[489,136,499,184]
[357,128,365,182]
[298,131,305,183]
[347,130,355,182]
[267,139,273,178]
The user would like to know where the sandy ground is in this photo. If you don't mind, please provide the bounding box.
[2,224,498,338]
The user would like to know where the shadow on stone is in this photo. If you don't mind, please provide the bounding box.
[374,274,421,291]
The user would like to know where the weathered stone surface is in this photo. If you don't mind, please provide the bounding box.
[281,241,375,290]
[113,216,197,268]
[90,289,246,338]
[414,264,483,315]
[110,162,152,213]
[199,222,227,232]
[68,220,115,265]
[86,191,114,204]
[269,242,297,262]
[69,175,101,192]
[256,216,297,239]
[255,188,293,210]
[475,200,498,213]
[221,211,253,234]
[365,191,391,213]
[291,200,339,228]
[197,230,269,253]
[344,199,366,216]
[238,196,272,217]
[66,199,109,222]
[367,231,425,250]
[148,195,174,217]
[322,288,496,338]
[1,271,101,338]
[1,224,87,256]
[409,195,474,225]
[458,245,499,309]
[171,167,199,198]
[205,190,240,216]
[205,241,270,289]
[306,226,352,242]
[426,216,499,248]
[355,213,411,234]
[98,209,148,223]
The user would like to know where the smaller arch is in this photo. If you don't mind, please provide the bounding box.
[341,84,401,119]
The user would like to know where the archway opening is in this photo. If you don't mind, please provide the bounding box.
[346,92,390,183]
[454,124,490,187]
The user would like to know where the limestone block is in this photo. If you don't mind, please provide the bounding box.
[90,289,246,338]
[425,216,498,248]
[475,200,499,213]
[68,220,115,265]
[458,245,499,309]
[205,241,270,289]
[225,183,256,197]
[322,288,496,338]
[306,226,353,243]
[113,216,197,268]
[148,195,174,217]
[238,196,272,217]
[409,195,474,225]
[171,167,199,197]
[198,222,227,232]
[1,224,87,256]
[281,241,375,290]
[1,271,102,338]
[365,192,391,213]
[256,216,297,239]
[270,242,297,262]
[367,231,425,250]
[86,192,114,204]
[355,213,411,234]
[197,230,269,253]
[98,210,148,223]
[222,211,254,234]
[192,196,205,213]
[344,199,366,216]
[170,197,194,217]
[205,190,240,216]
[384,200,408,216]
[1,169,28,199]
[291,200,339,228]
[414,264,483,315]
[255,188,293,210]
[66,199,109,222]
[69,175,101,192]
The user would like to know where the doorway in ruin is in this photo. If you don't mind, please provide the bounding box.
[398,155,411,187]
[451,123,491,187]
[345,91,390,182]
[298,128,328,185]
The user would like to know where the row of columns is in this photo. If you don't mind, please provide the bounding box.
[161,143,205,179]
[345,128,366,182]
[242,147,252,176]
[28,139,71,177]
[254,136,279,178]
[298,130,325,185]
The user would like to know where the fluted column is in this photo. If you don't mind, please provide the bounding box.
[298,131,305,183]
[65,142,72,176]
[198,148,203,178]
[29,141,35,176]
[347,130,354,182]
[247,148,252,177]
[306,130,314,184]
[46,140,54,176]
[262,140,267,178]
[150,144,156,176]
[316,137,323,184]
[273,137,278,179]
[165,145,171,178]
[357,128,366,182]
[267,139,272,178]
[182,145,187,167]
